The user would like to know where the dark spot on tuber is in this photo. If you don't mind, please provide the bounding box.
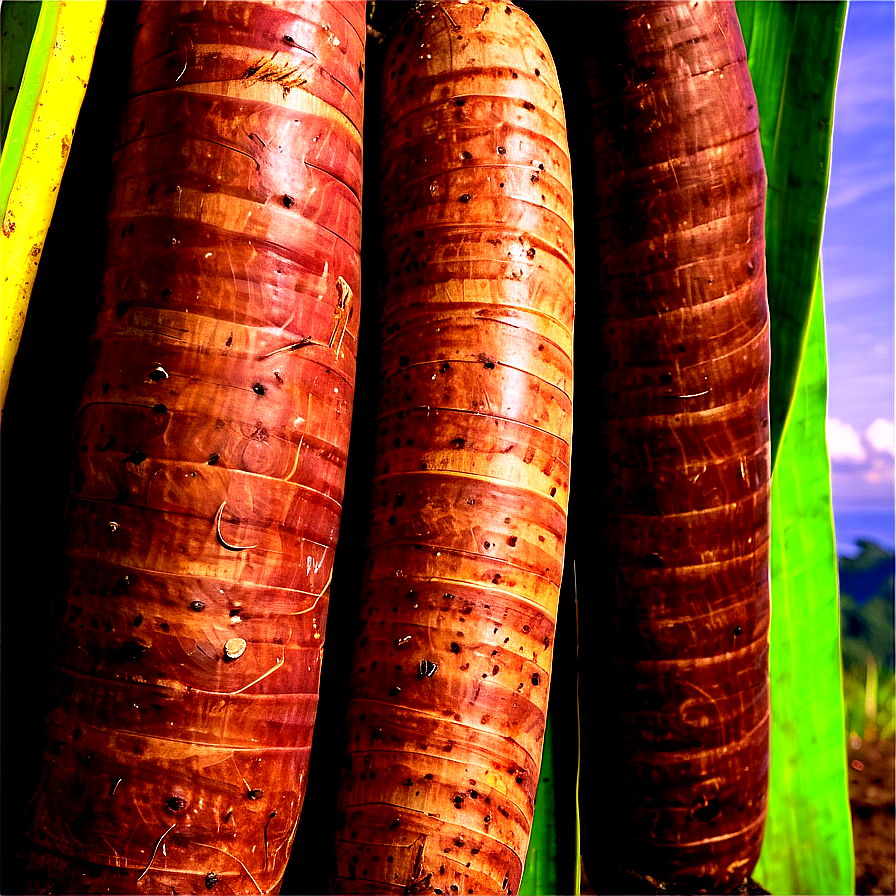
[692,797,721,822]
[109,640,149,663]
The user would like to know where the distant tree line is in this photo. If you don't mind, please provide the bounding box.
[840,541,895,671]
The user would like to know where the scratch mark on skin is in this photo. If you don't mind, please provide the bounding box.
[284,391,313,482]
[282,35,317,59]
[259,335,316,358]
[194,642,215,661]
[198,136,260,171]
[215,501,258,551]
[679,677,726,738]
[324,69,352,98]
[306,548,327,578]
[304,159,361,202]
[121,819,141,863]
[136,823,176,882]
[434,4,461,31]
[226,657,286,695]
[170,24,192,84]
[403,838,431,894]
[62,820,89,850]
[230,755,252,794]
[280,572,330,620]
[663,390,710,399]
[263,811,277,871]
[285,427,306,482]
[191,652,287,696]
[469,525,480,553]
[329,277,353,356]
[143,329,188,343]
[668,156,681,192]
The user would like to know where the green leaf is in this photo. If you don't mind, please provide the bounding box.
[519,560,580,895]
[735,4,853,892]
[736,1,847,467]
[753,263,854,894]
[1,1,41,150]
[519,716,558,896]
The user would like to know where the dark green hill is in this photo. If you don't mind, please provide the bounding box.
[840,539,894,605]
[839,541,895,670]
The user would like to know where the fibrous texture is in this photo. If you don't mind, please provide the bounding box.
[331,2,573,894]
[578,1,770,892]
[25,2,364,892]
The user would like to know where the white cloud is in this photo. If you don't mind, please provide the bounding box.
[866,418,895,455]
[827,417,867,462]
[828,417,895,505]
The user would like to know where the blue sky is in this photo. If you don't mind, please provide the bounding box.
[822,0,895,530]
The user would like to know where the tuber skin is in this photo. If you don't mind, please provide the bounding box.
[577,2,771,893]
[24,3,365,893]
[331,2,574,894]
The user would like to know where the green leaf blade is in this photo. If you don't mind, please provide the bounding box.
[754,264,855,895]
[736,4,853,892]
[1,1,42,150]
[519,711,559,896]
[737,1,847,467]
